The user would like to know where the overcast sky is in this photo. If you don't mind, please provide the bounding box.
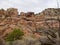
[0,0,60,13]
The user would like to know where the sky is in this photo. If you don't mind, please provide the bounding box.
[0,0,60,13]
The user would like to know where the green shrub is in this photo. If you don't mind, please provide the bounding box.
[6,28,24,42]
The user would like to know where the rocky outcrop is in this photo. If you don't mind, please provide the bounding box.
[0,8,60,38]
[36,8,60,30]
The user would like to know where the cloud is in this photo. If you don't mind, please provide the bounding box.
[0,0,59,13]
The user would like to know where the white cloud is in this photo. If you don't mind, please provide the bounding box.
[0,0,59,13]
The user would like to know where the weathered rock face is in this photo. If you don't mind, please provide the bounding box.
[0,8,60,38]
[6,8,18,17]
[0,8,36,38]
[0,9,6,19]
[36,8,60,30]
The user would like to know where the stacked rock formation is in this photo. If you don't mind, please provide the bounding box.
[0,8,60,38]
